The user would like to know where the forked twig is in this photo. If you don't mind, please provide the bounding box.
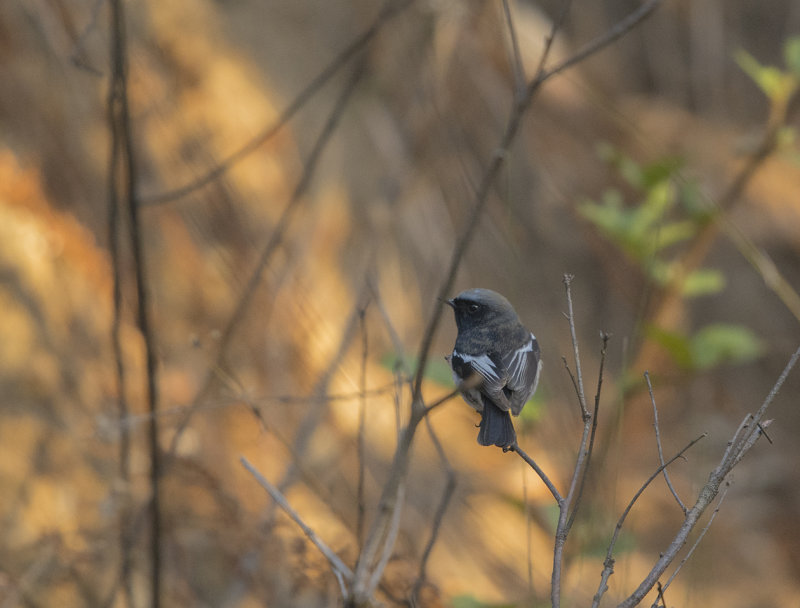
[501,0,526,99]
[567,332,610,532]
[592,433,707,608]
[616,346,799,608]
[645,371,688,514]
[551,276,599,607]
[562,274,589,419]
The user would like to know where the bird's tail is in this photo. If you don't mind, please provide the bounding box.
[477,398,516,448]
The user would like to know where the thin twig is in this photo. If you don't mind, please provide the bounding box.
[107,1,161,605]
[106,20,133,608]
[357,305,369,550]
[411,417,457,603]
[655,481,731,604]
[501,0,526,100]
[240,457,354,591]
[618,347,799,607]
[167,61,367,460]
[567,332,610,532]
[511,442,563,504]
[70,0,105,75]
[532,0,572,77]
[563,274,589,419]
[535,0,662,84]
[654,582,666,608]
[367,483,406,596]
[561,356,582,413]
[551,277,597,607]
[141,0,413,206]
[645,371,687,514]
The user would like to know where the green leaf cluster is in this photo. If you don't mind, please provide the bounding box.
[579,144,719,298]
[580,144,764,371]
[647,323,764,370]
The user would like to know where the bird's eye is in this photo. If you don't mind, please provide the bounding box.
[468,304,479,314]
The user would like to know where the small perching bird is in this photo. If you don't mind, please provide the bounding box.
[446,288,542,448]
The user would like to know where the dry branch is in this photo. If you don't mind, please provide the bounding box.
[240,457,354,597]
[107,0,161,604]
[615,346,800,607]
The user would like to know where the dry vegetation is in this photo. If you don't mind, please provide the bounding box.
[1,1,800,607]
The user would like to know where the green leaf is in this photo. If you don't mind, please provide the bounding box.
[784,36,800,75]
[579,193,623,235]
[646,325,694,368]
[631,181,675,241]
[689,324,764,369]
[654,220,697,251]
[735,49,786,98]
[682,268,726,297]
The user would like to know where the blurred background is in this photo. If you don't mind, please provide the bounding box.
[1,0,799,606]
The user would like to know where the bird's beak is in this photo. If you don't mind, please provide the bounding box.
[443,298,455,309]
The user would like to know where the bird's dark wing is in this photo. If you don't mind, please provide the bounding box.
[495,333,541,415]
[449,351,508,411]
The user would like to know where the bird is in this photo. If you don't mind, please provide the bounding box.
[445,288,541,448]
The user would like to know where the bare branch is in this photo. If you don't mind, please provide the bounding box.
[532,0,572,77]
[411,417,457,603]
[423,388,463,415]
[240,457,354,591]
[618,346,800,607]
[107,1,161,604]
[551,277,597,606]
[562,274,589,419]
[567,331,610,532]
[357,305,369,549]
[510,442,563,504]
[535,0,663,85]
[655,481,731,604]
[141,0,413,205]
[645,371,687,514]
[501,0,526,100]
[366,484,406,597]
[592,434,707,608]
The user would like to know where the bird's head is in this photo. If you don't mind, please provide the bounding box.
[446,288,520,333]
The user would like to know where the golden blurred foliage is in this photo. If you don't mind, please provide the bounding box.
[1,1,800,606]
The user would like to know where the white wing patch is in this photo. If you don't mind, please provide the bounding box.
[507,337,535,387]
[454,352,500,384]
